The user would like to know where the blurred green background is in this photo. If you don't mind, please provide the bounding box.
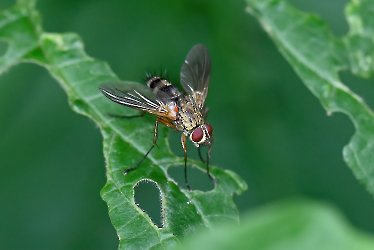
[1,0,374,249]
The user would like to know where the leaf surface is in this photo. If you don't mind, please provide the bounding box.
[176,199,374,250]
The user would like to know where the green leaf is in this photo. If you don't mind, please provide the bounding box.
[0,1,247,249]
[175,199,374,250]
[246,0,374,196]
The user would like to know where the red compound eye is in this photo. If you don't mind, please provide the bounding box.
[205,124,213,135]
[191,127,204,142]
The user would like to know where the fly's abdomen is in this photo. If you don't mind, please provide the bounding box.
[147,76,181,99]
[147,76,182,125]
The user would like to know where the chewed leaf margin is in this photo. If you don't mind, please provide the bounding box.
[246,0,374,196]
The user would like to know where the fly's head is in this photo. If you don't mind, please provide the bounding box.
[189,124,213,147]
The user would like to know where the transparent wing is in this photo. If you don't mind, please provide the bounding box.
[180,44,211,107]
[99,81,170,117]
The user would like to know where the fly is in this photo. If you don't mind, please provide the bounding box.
[99,44,214,190]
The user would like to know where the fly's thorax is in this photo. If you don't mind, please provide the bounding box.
[174,95,205,132]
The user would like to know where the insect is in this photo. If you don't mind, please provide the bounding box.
[99,44,214,190]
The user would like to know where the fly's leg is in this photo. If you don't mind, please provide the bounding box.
[181,133,191,191]
[198,147,205,163]
[124,119,158,175]
[206,144,217,184]
[199,145,216,184]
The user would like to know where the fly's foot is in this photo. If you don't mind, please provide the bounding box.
[208,173,218,185]
[124,168,135,175]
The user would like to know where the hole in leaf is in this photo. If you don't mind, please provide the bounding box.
[0,40,8,56]
[134,179,162,228]
[168,165,214,192]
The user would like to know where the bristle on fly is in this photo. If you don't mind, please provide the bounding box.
[145,68,169,82]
